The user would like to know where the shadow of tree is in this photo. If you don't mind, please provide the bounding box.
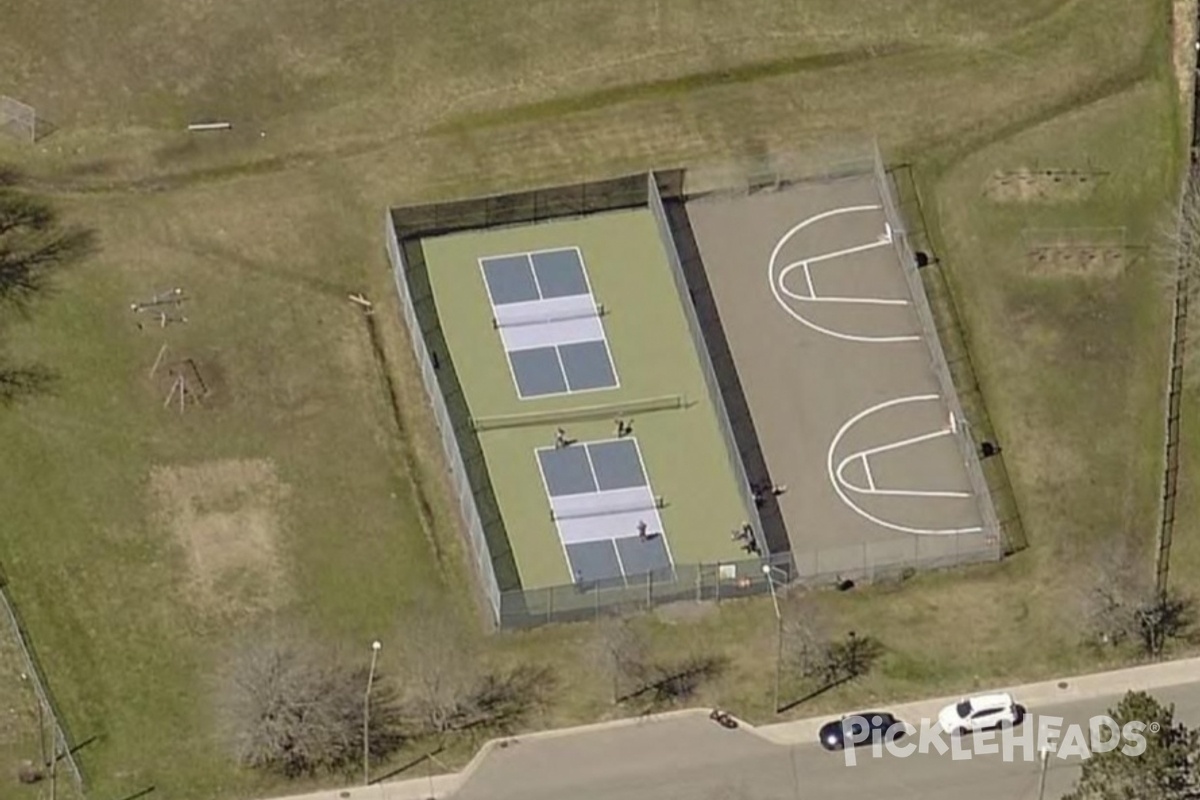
[0,362,57,405]
[0,187,97,406]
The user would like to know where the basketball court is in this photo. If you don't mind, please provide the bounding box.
[684,173,996,576]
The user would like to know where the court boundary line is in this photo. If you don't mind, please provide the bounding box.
[480,245,621,400]
[507,339,623,400]
[777,226,908,306]
[610,539,628,582]
[767,205,921,343]
[835,428,973,498]
[534,447,584,581]
[534,437,674,583]
[826,394,984,536]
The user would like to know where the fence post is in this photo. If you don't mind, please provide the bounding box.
[547,585,554,625]
[716,564,722,604]
[696,565,703,602]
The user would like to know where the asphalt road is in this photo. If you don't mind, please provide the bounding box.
[453,684,1200,800]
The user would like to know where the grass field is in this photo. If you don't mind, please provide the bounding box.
[0,0,1191,797]
[421,210,748,588]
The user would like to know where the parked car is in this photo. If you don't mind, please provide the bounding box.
[937,692,1021,734]
[818,712,903,751]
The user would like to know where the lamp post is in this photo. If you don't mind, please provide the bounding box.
[1036,746,1049,800]
[762,564,782,713]
[363,640,382,786]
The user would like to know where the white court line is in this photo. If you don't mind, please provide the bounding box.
[768,205,920,343]
[827,394,983,535]
[611,539,629,583]
[838,429,972,497]
[776,218,907,305]
[835,419,974,494]
[801,231,892,268]
[779,260,910,306]
[862,456,875,491]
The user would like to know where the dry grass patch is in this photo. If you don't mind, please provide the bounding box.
[983,168,1103,203]
[1024,244,1128,279]
[150,459,291,617]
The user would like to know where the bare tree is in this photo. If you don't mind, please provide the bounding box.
[1136,591,1196,658]
[394,599,557,735]
[1080,539,1195,656]
[779,593,882,693]
[395,599,482,735]
[816,631,884,684]
[216,634,405,777]
[639,652,727,707]
[456,663,556,733]
[782,596,833,681]
[592,615,649,704]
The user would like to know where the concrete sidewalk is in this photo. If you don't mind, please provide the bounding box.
[262,656,1200,800]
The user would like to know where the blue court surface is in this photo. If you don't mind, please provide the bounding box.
[480,247,619,399]
[536,438,675,586]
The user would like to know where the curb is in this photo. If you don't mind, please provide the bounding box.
[451,708,709,787]
[748,656,1200,746]
[260,657,1200,800]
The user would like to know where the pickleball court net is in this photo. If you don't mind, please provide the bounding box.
[471,393,685,432]
[551,495,664,521]
[492,303,605,329]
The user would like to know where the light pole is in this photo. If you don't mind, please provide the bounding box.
[762,564,782,713]
[363,640,382,786]
[1036,746,1049,800]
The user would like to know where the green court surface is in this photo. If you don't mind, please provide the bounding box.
[422,209,750,590]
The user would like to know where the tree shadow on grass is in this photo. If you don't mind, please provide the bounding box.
[0,362,57,406]
[776,675,854,715]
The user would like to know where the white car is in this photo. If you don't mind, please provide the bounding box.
[937,692,1020,734]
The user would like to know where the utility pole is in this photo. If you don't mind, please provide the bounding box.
[762,564,783,713]
[363,640,382,786]
[1037,746,1049,800]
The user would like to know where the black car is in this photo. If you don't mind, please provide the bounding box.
[818,712,903,751]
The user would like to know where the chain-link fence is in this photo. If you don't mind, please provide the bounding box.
[498,550,794,628]
[871,142,1003,558]
[387,213,503,626]
[0,565,84,792]
[681,139,879,199]
[390,174,648,241]
[498,531,999,627]
[388,176,661,630]
[387,155,1015,630]
[645,171,772,559]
